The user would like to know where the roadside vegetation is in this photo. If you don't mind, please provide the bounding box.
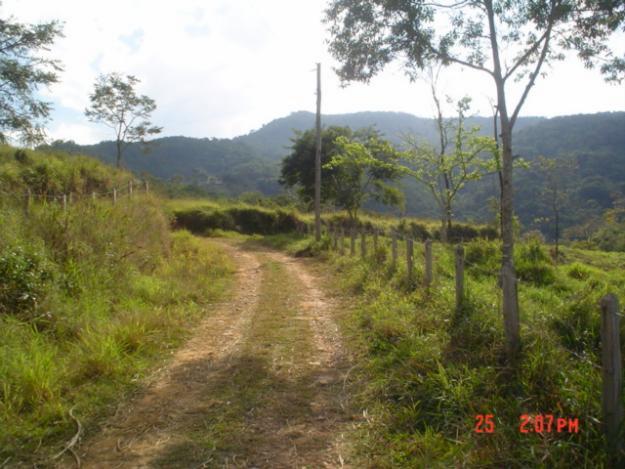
[254,229,624,467]
[0,146,233,464]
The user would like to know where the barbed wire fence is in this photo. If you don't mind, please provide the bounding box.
[2,186,622,453]
[300,219,623,453]
[0,179,151,214]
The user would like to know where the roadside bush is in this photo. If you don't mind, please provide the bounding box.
[478,226,499,240]
[396,220,431,240]
[0,247,51,317]
[444,224,479,242]
[174,206,299,235]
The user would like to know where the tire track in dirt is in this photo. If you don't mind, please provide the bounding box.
[68,240,354,469]
[73,242,262,468]
[234,249,352,469]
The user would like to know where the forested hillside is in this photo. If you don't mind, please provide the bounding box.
[234,110,545,160]
[45,137,280,195]
[45,111,625,238]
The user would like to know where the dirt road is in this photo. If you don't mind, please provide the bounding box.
[73,240,354,468]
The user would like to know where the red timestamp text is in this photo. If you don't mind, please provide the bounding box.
[474,414,580,434]
[474,414,495,433]
[519,414,580,434]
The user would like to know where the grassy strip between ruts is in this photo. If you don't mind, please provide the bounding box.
[254,231,625,467]
[0,195,234,465]
[149,253,319,467]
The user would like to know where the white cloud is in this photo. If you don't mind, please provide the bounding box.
[46,121,108,144]
[1,0,624,144]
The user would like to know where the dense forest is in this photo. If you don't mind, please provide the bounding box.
[45,111,625,241]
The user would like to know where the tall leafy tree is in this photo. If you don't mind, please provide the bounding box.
[0,15,63,144]
[280,126,402,219]
[325,135,404,220]
[325,0,625,356]
[280,126,354,205]
[402,96,495,242]
[85,73,162,168]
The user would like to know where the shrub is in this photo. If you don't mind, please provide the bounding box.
[478,226,499,240]
[396,220,431,240]
[515,239,556,286]
[592,223,625,252]
[464,239,500,277]
[446,224,479,242]
[567,262,594,281]
[0,247,51,317]
[174,206,300,235]
[294,235,331,257]
[552,291,601,353]
[522,230,546,244]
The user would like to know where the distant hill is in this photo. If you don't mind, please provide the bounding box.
[45,136,281,195]
[235,110,545,161]
[45,110,546,193]
[44,110,625,237]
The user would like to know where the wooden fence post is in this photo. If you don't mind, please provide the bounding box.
[455,244,465,313]
[350,229,356,256]
[62,194,67,212]
[600,294,624,465]
[113,188,117,205]
[361,230,367,258]
[406,238,414,283]
[424,239,433,287]
[128,180,133,197]
[92,191,96,202]
[391,232,398,268]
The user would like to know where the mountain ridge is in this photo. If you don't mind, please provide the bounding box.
[43,110,625,236]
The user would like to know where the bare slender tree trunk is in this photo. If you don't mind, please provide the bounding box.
[314,63,322,242]
[492,106,504,238]
[486,0,520,357]
[115,139,122,168]
[499,118,520,356]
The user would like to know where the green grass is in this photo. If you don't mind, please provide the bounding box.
[0,147,234,464]
[256,231,622,467]
[166,197,497,242]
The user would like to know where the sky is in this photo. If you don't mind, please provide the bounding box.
[3,0,625,144]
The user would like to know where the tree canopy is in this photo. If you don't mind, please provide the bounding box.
[85,73,162,168]
[0,16,63,144]
[280,126,403,218]
[325,0,625,356]
[401,96,496,240]
[325,134,404,219]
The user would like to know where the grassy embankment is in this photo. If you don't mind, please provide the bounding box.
[168,197,497,244]
[254,227,624,466]
[0,147,233,464]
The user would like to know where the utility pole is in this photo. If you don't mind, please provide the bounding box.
[314,62,322,242]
